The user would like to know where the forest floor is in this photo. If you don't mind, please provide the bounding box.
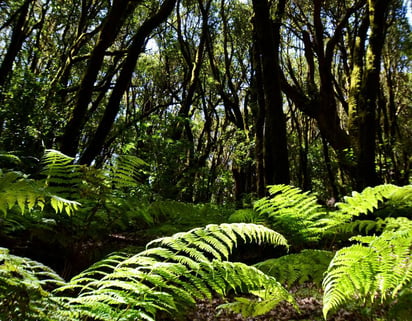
[186,284,381,321]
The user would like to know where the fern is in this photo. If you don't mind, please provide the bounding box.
[56,223,294,320]
[216,274,298,317]
[254,249,334,287]
[228,208,266,224]
[322,226,412,318]
[335,184,399,217]
[145,200,232,236]
[40,149,156,227]
[324,184,409,237]
[254,184,328,244]
[0,169,79,216]
[0,247,67,321]
[41,149,84,198]
[374,185,412,219]
[106,154,148,189]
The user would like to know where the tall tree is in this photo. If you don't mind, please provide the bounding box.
[60,0,141,157]
[348,0,391,189]
[79,0,178,165]
[0,0,34,89]
[251,0,290,188]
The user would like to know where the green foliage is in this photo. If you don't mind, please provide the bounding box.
[0,168,80,216]
[322,225,412,319]
[39,149,153,231]
[231,184,412,247]
[325,184,409,237]
[2,171,412,320]
[254,184,328,244]
[228,208,265,224]
[106,154,148,190]
[216,280,298,318]
[145,200,232,236]
[333,184,400,220]
[0,149,155,280]
[56,223,293,320]
[0,247,65,321]
[374,185,412,219]
[388,288,412,321]
[254,250,334,287]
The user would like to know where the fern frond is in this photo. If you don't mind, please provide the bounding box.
[322,227,412,318]
[41,150,83,195]
[216,263,298,317]
[0,171,43,214]
[254,184,327,243]
[324,184,410,236]
[374,185,412,219]
[228,208,265,224]
[255,249,334,287]
[106,154,147,189]
[145,200,232,235]
[0,247,67,321]
[382,216,412,232]
[57,223,291,320]
[0,170,79,216]
[146,223,288,261]
[335,219,385,235]
[334,184,400,221]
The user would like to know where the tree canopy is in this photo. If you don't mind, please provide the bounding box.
[0,0,411,202]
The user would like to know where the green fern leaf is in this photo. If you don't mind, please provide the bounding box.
[106,155,148,189]
[322,227,412,318]
[324,184,410,237]
[335,184,399,219]
[216,262,298,317]
[0,247,66,321]
[254,185,327,244]
[57,223,290,320]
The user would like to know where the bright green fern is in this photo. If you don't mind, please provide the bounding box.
[0,168,79,216]
[322,224,412,319]
[324,184,409,237]
[56,223,294,320]
[254,184,328,244]
[335,184,400,217]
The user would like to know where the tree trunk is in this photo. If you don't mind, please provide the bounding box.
[349,0,389,189]
[79,0,178,165]
[251,0,290,187]
[60,0,138,157]
[0,0,33,89]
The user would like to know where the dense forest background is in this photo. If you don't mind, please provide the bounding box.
[1,1,412,320]
[1,0,411,203]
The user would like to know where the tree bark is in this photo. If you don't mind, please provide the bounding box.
[355,0,388,189]
[251,0,290,187]
[348,0,389,189]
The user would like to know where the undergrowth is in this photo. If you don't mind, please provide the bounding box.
[0,150,411,320]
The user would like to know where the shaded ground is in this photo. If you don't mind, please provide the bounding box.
[187,298,363,321]
[186,284,380,321]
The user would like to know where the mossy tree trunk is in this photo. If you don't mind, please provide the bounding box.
[348,0,390,189]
